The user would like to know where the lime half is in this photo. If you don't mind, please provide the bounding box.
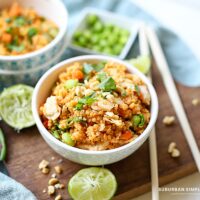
[128,55,151,74]
[0,84,35,130]
[68,167,117,200]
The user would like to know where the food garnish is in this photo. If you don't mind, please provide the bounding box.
[68,167,117,200]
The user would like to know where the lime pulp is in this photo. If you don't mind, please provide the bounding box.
[0,84,35,130]
[128,55,151,74]
[68,167,117,200]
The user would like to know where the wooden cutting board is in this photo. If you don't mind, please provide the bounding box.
[1,61,200,200]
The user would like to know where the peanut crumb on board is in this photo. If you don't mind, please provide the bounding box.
[51,156,55,161]
[192,98,200,106]
[48,185,55,195]
[38,159,66,197]
[171,148,181,158]
[55,194,62,200]
[42,167,50,174]
[168,142,180,158]
[59,183,65,189]
[163,116,175,126]
[55,183,65,189]
[168,142,176,153]
[49,178,59,185]
[55,165,63,174]
[39,160,49,170]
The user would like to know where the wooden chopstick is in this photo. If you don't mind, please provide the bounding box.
[145,26,200,172]
[139,24,159,200]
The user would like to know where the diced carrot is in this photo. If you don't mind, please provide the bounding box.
[72,69,84,80]
[9,2,22,17]
[1,33,12,43]
[120,130,133,140]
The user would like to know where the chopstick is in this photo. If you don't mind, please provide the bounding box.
[145,26,200,172]
[139,24,159,200]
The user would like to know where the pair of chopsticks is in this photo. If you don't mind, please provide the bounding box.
[138,25,159,200]
[139,24,200,200]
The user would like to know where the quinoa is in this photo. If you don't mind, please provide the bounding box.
[40,61,151,150]
[0,2,59,56]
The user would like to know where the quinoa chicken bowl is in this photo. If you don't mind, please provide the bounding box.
[32,55,158,165]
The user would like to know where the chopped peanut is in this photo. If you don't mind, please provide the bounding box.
[55,183,65,189]
[55,194,62,200]
[42,189,46,193]
[168,142,176,153]
[39,160,49,170]
[48,186,55,195]
[163,116,175,126]
[171,148,180,158]
[42,167,50,174]
[59,183,65,189]
[54,166,63,174]
[192,98,200,106]
[48,178,59,185]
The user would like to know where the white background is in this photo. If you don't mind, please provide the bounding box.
[131,0,200,199]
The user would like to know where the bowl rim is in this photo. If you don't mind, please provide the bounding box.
[32,55,158,155]
[0,0,68,61]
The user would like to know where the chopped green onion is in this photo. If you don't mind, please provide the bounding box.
[93,62,105,72]
[0,128,6,161]
[62,133,75,146]
[99,77,116,92]
[135,85,140,95]
[75,93,96,110]
[83,63,94,74]
[6,27,12,34]
[97,72,107,82]
[28,27,38,38]
[75,102,84,111]
[66,117,86,125]
[5,18,11,23]
[14,16,26,27]
[7,44,25,52]
[83,63,105,76]
[52,130,60,139]
[121,90,127,97]
[131,114,145,128]
[65,79,78,89]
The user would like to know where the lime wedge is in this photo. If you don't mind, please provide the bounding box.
[68,167,117,200]
[0,84,35,130]
[128,55,151,74]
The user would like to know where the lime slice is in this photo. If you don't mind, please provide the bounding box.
[128,55,151,74]
[0,84,35,130]
[68,167,117,200]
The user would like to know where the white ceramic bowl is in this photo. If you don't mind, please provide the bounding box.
[0,38,67,90]
[0,0,68,71]
[32,55,158,166]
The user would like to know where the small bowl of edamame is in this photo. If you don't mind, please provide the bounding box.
[68,8,139,59]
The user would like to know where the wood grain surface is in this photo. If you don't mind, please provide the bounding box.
[1,62,200,200]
